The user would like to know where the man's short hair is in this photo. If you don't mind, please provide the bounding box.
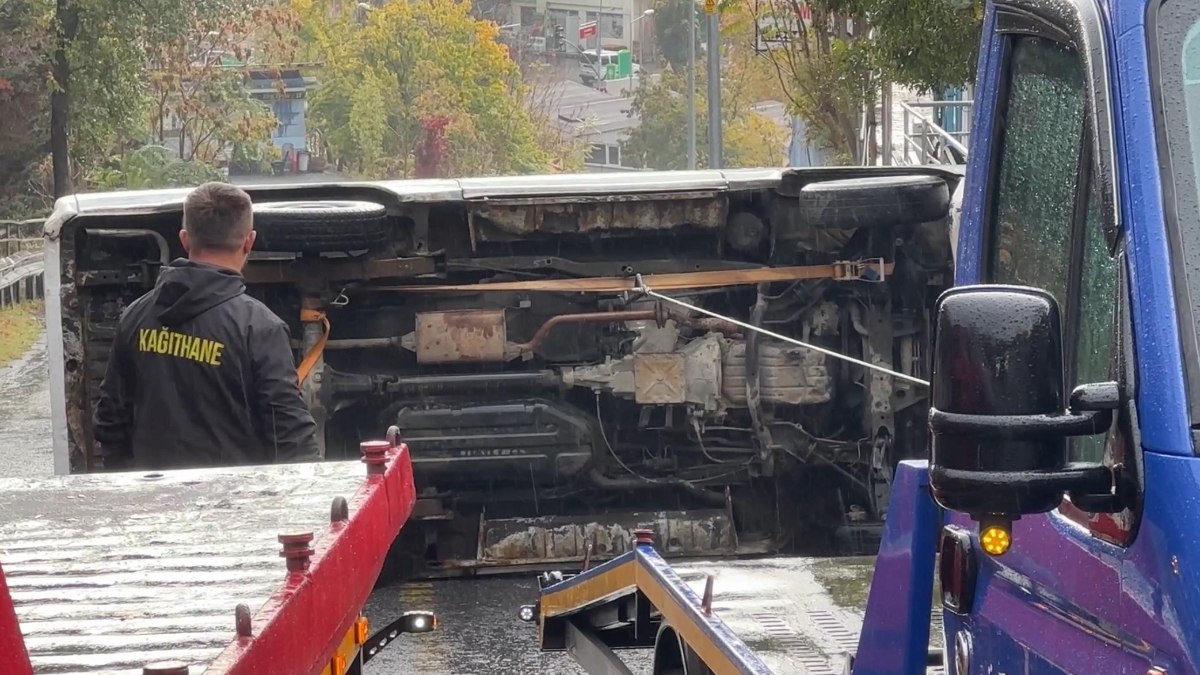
[183,182,253,252]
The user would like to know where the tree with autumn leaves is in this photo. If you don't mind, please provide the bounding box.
[622,68,789,170]
[0,0,301,207]
[295,0,581,179]
[746,0,982,164]
[625,0,788,170]
[0,0,579,218]
[647,0,982,165]
[45,0,295,197]
[144,5,296,166]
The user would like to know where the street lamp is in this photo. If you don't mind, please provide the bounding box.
[630,8,654,93]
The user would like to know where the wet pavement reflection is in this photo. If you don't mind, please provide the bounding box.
[0,332,53,477]
[363,555,939,675]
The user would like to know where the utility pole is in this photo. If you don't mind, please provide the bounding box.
[596,0,602,60]
[686,3,696,170]
[705,0,721,169]
[624,5,633,94]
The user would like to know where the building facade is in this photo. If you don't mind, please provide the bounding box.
[510,0,655,55]
[246,69,319,173]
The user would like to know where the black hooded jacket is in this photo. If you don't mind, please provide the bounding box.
[93,258,320,469]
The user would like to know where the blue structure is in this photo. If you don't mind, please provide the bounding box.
[247,69,317,172]
[936,0,1200,671]
[534,0,1200,671]
[860,0,1200,672]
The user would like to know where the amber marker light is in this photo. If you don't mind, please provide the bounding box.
[979,515,1013,556]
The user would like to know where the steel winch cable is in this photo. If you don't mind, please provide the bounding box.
[632,274,931,388]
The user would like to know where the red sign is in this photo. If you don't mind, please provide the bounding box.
[579,21,597,39]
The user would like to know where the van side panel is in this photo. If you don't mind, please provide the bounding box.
[45,231,69,475]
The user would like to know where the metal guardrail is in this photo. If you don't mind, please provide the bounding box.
[0,220,46,309]
[0,250,45,309]
[892,100,972,166]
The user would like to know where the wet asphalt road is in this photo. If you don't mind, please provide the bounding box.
[359,556,923,675]
[3,333,920,674]
[362,576,628,675]
[0,331,53,478]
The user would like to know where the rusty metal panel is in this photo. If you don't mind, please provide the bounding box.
[458,171,729,199]
[477,510,736,566]
[414,309,507,364]
[633,353,687,404]
[470,195,727,240]
[0,462,371,675]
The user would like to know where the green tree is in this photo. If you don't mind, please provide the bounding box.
[622,69,788,170]
[653,0,704,72]
[296,0,556,178]
[848,0,982,94]
[48,0,289,196]
[0,0,52,219]
[743,0,873,164]
[745,0,981,164]
[84,144,223,191]
[144,5,289,164]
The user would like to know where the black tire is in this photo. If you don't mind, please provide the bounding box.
[797,175,950,230]
[252,200,390,253]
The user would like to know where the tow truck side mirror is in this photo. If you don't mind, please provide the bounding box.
[927,286,1117,529]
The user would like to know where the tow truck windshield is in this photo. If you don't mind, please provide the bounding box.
[1153,0,1200,434]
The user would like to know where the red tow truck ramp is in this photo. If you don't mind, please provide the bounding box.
[0,440,415,675]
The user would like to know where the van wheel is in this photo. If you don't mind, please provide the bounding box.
[252,200,390,253]
[798,175,950,230]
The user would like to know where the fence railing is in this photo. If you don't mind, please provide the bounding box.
[0,220,45,309]
[891,100,973,167]
[0,220,45,258]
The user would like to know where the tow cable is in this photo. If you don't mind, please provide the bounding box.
[632,273,931,388]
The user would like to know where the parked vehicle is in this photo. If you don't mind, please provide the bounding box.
[579,50,641,86]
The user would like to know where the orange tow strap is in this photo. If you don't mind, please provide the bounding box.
[297,308,330,385]
[375,261,894,293]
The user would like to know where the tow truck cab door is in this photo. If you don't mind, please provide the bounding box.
[943,0,1157,672]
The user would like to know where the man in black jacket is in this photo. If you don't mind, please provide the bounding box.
[93,182,320,469]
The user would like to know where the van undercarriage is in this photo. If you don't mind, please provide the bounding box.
[50,168,957,575]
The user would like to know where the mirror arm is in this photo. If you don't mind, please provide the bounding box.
[931,462,1112,496]
[930,408,1113,440]
[1067,461,1129,514]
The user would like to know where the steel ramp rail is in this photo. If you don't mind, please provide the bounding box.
[531,461,948,675]
[534,532,775,675]
[0,438,416,675]
[849,460,943,675]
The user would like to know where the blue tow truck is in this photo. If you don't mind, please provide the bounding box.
[527,0,1200,672]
